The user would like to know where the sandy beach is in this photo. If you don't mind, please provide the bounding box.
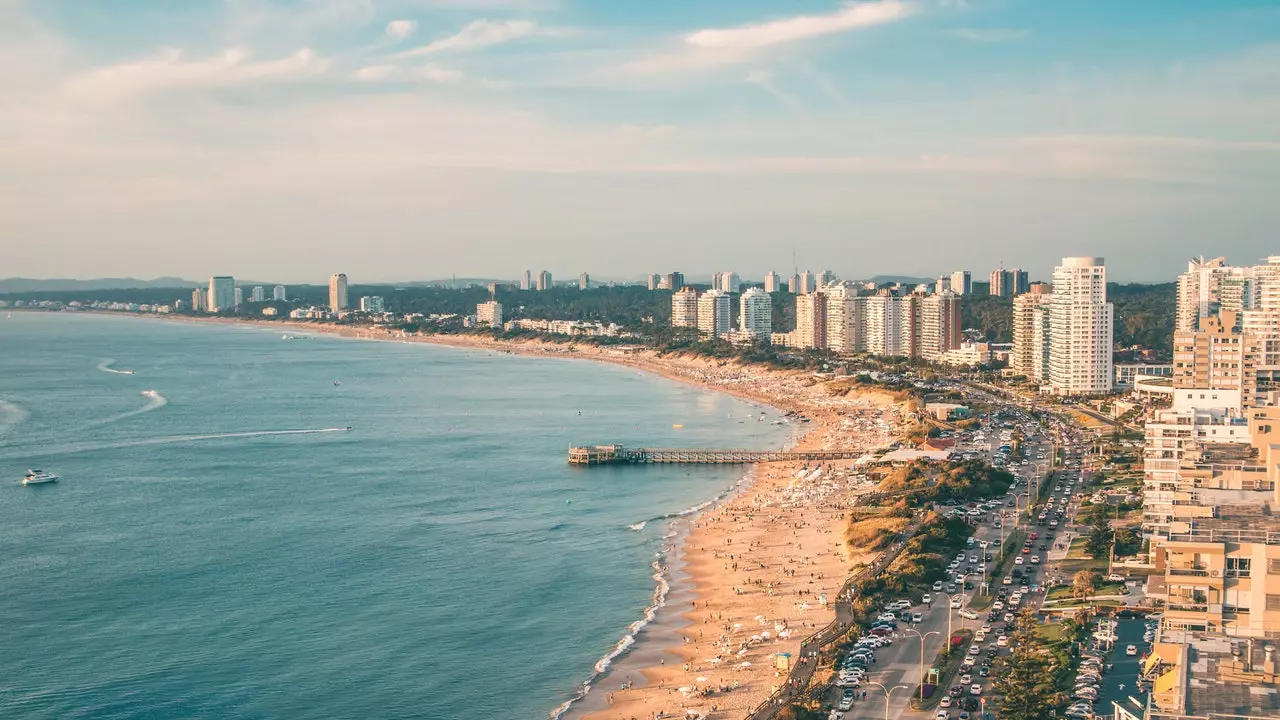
[82,315,915,719]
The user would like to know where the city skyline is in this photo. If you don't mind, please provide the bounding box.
[4,0,1279,282]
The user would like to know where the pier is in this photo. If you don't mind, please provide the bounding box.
[567,444,863,466]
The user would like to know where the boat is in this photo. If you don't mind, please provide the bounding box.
[1125,645,1138,656]
[22,469,59,485]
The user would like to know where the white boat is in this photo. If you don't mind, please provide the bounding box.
[22,469,59,485]
[1125,644,1138,656]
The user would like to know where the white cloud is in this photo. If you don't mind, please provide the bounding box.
[686,0,916,51]
[623,0,917,76]
[398,19,552,57]
[419,64,465,84]
[354,64,398,81]
[63,47,329,102]
[386,20,418,41]
[946,28,1029,43]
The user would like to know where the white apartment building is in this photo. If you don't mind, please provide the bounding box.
[328,273,349,312]
[521,270,532,291]
[671,287,699,328]
[1177,256,1249,332]
[360,296,385,313]
[1011,286,1052,378]
[864,292,903,357]
[273,285,287,302]
[763,272,781,293]
[823,285,859,353]
[920,291,961,360]
[697,290,731,337]
[537,270,552,291]
[251,286,265,303]
[738,287,772,338]
[476,300,503,326]
[209,276,235,312]
[578,272,590,290]
[796,271,818,295]
[714,272,739,293]
[233,287,243,309]
[1047,257,1113,395]
[950,270,971,295]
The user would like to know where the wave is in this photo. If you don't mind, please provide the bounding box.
[548,559,672,720]
[80,391,169,429]
[96,359,135,375]
[0,427,352,461]
[627,471,756,528]
[627,521,647,532]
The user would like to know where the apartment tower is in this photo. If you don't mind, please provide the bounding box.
[328,273,348,312]
[1047,257,1113,395]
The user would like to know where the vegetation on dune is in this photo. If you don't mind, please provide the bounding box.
[877,459,1014,504]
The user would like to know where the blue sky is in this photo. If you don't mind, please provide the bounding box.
[3,0,1279,283]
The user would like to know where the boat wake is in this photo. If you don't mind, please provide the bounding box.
[81,391,169,428]
[548,558,672,720]
[96,359,135,375]
[0,427,352,460]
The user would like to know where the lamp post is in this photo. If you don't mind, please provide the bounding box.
[865,681,909,720]
[900,629,941,700]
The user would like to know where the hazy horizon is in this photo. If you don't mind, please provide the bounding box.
[4,0,1279,284]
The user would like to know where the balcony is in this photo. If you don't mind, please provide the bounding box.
[1168,566,1210,577]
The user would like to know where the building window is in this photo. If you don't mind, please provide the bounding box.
[1226,557,1252,578]
[1269,595,1280,611]
[1269,558,1280,574]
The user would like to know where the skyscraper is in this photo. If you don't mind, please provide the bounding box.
[935,275,951,295]
[864,291,903,356]
[697,290,731,337]
[664,272,684,292]
[787,273,801,294]
[795,292,828,349]
[1172,310,1259,409]
[671,287,699,328]
[950,270,971,295]
[739,287,772,338]
[1012,269,1030,295]
[647,273,661,291]
[1175,256,1258,332]
[579,272,590,290]
[1047,257,1113,395]
[273,284,287,302]
[233,286,244,309]
[328,273,348,312]
[208,276,235,312]
[537,270,552,291]
[717,272,739,293]
[823,285,857,352]
[1011,284,1052,378]
[191,287,207,312]
[521,270,532,291]
[797,270,817,295]
[251,286,265,303]
[920,291,962,360]
[763,272,781,293]
[989,266,1013,298]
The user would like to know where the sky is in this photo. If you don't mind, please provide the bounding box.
[2,0,1279,284]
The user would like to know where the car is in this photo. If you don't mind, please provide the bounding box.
[978,665,990,678]
[922,593,933,604]
[970,684,983,696]
[1021,546,1032,554]
[992,601,1004,611]
[1107,573,1126,582]
[949,685,963,697]
[959,673,972,685]
[959,609,979,620]
[1002,576,1013,585]
[838,689,855,711]
[950,597,962,609]
[1014,557,1025,565]
[968,645,981,656]
[946,584,957,594]
[940,696,953,708]
[968,555,978,563]
[1030,556,1041,564]
[997,635,1009,647]
[974,631,986,643]
[912,612,923,623]
[878,612,897,622]
[887,600,912,612]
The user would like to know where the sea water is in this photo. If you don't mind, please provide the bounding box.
[0,313,788,720]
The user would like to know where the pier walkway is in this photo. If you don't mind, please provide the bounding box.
[567,445,862,466]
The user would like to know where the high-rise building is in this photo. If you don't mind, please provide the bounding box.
[328,273,349,312]
[823,285,858,353]
[935,275,951,295]
[797,271,818,295]
[763,272,781,293]
[664,272,685,292]
[476,300,503,327]
[359,296,385,313]
[950,270,971,296]
[1012,269,1030,295]
[233,286,244,309]
[864,291,903,357]
[795,292,828,349]
[536,270,552,291]
[697,290,731,338]
[671,287,699,328]
[739,287,772,339]
[787,273,801,294]
[717,272,739,294]
[818,270,838,289]
[1177,256,1233,332]
[273,284,287,302]
[209,276,235,312]
[901,293,922,358]
[647,274,661,291]
[251,286,265,303]
[1047,257,1114,395]
[989,266,1013,298]
[578,272,590,291]
[1172,310,1260,410]
[1011,284,1052,378]
[920,291,962,361]
[521,270,532,291]
[191,287,208,312]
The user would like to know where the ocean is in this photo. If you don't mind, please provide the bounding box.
[0,313,788,720]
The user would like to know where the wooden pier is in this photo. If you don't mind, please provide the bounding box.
[568,444,863,466]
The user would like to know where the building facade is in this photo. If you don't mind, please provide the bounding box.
[864,292,903,357]
[950,270,971,295]
[823,285,857,353]
[795,292,828,349]
[697,290,731,338]
[989,266,1013,298]
[920,291,962,360]
[763,272,781,293]
[273,284,287,302]
[476,300,503,326]
[359,296,385,313]
[738,287,772,339]
[671,287,699,328]
[328,273,348,312]
[664,272,684,292]
[578,272,590,290]
[537,270,552,291]
[1011,284,1052,378]
[209,276,235,312]
[251,286,265,303]
[1046,257,1113,395]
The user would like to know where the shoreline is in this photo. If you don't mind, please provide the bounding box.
[44,311,910,719]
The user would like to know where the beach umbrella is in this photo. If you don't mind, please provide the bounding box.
[740,661,752,668]
[678,686,692,694]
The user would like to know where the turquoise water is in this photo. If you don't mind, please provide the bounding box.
[0,313,788,720]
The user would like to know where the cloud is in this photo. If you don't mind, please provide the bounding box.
[386,20,418,41]
[686,0,916,51]
[624,0,917,75]
[398,19,553,57]
[352,63,490,87]
[420,63,465,84]
[745,69,801,107]
[946,28,1029,43]
[63,47,329,101]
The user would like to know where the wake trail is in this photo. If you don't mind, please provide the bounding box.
[0,428,351,460]
[80,391,169,429]
[96,359,135,375]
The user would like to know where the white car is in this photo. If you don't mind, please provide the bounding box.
[1014,557,1025,565]
[992,601,1004,611]
[1030,556,1041,564]
[922,593,933,604]
[949,597,962,609]
[997,635,1009,647]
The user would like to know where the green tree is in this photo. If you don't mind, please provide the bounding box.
[1086,518,1114,560]
[990,610,1064,720]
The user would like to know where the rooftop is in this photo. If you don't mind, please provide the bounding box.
[1158,629,1280,717]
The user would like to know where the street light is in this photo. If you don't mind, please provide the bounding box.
[864,681,910,720]
[899,629,941,700]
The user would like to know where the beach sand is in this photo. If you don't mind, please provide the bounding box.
[89,316,914,720]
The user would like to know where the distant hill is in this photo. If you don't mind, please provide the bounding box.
[0,277,202,293]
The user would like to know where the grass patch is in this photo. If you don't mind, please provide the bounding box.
[1044,582,1127,601]
[1036,623,1067,643]
[844,515,911,553]
[1065,537,1091,559]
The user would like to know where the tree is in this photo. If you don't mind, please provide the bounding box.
[1086,517,1114,560]
[989,648,1062,720]
[1073,570,1096,599]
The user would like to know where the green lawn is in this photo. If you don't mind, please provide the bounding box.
[1045,582,1126,601]
[1036,623,1067,643]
